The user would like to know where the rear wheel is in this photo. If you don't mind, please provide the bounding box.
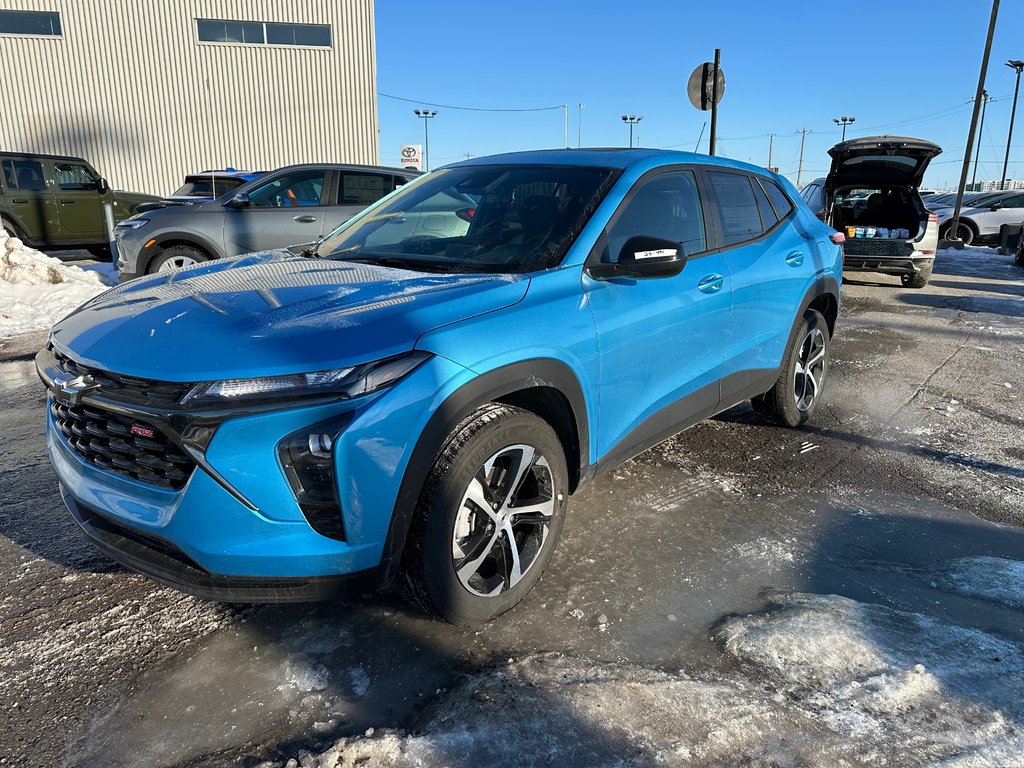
[901,261,933,289]
[752,310,830,428]
[941,220,975,246]
[150,245,208,273]
[2,218,20,240]
[399,403,569,625]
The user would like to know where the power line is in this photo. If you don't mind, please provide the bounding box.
[378,91,563,113]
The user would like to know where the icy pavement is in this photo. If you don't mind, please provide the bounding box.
[297,592,1024,768]
[0,233,115,339]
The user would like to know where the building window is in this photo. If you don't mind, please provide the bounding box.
[0,9,62,36]
[196,19,331,48]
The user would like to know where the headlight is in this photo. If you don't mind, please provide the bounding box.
[116,218,150,230]
[180,351,431,406]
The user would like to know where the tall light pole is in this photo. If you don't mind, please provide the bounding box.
[413,109,437,171]
[833,115,855,141]
[577,103,585,147]
[1001,60,1024,189]
[971,90,991,190]
[621,115,643,148]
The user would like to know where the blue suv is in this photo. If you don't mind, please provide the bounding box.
[37,149,842,624]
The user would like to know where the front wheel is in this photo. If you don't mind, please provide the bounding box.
[942,220,975,246]
[901,261,933,289]
[150,245,208,273]
[399,403,568,625]
[752,310,830,428]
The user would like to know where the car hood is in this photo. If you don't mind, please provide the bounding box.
[50,250,529,382]
[826,135,941,195]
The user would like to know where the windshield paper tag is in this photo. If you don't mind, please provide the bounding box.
[635,248,676,260]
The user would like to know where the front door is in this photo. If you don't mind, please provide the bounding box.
[223,168,329,256]
[1,158,58,243]
[50,159,105,242]
[583,169,731,460]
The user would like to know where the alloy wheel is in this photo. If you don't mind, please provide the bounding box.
[794,328,826,412]
[451,444,555,597]
[158,255,197,271]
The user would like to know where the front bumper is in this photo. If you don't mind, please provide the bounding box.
[63,487,377,602]
[39,348,474,599]
[113,229,145,280]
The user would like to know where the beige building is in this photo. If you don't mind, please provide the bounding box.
[0,0,379,195]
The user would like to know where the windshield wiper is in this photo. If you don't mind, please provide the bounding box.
[331,253,435,271]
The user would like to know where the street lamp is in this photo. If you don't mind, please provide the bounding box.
[577,103,585,147]
[833,115,855,141]
[413,109,438,171]
[1001,60,1024,189]
[621,114,643,148]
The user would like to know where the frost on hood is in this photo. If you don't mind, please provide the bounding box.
[0,234,115,339]
[301,593,1024,768]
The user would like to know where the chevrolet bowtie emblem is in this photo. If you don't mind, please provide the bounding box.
[51,373,99,406]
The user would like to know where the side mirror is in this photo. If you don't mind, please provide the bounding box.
[588,236,687,280]
[226,192,251,209]
[96,177,109,195]
[990,201,1003,211]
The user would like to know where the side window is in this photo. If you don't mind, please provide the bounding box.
[247,169,325,208]
[761,178,795,219]
[2,159,46,191]
[707,171,763,247]
[751,178,779,231]
[802,184,824,213]
[1001,194,1024,208]
[604,171,706,261]
[340,173,389,206]
[54,162,99,190]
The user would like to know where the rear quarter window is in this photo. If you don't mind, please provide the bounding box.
[760,178,794,220]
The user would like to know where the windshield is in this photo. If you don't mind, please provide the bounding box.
[314,164,619,273]
[172,177,248,198]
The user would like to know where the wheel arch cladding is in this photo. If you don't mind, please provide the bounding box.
[379,358,588,584]
[801,276,839,337]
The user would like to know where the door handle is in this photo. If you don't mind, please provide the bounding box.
[60,199,76,205]
[293,214,317,223]
[12,198,28,204]
[697,274,725,294]
[785,251,805,267]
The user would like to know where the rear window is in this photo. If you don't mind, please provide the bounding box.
[707,171,763,246]
[173,177,247,198]
[1,159,46,191]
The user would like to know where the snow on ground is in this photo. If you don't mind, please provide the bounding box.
[938,556,1024,610]
[292,591,1024,768]
[0,233,115,339]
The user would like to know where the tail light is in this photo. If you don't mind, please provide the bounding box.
[928,214,938,223]
[829,232,845,245]
[456,207,476,222]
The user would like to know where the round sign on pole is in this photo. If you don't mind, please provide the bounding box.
[687,63,726,111]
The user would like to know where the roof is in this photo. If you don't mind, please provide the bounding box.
[188,169,265,180]
[273,162,420,177]
[0,150,89,163]
[445,147,777,176]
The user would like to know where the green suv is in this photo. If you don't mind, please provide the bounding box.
[1,152,159,256]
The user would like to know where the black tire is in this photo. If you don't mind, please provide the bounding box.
[149,245,208,273]
[752,309,830,428]
[399,403,569,625]
[2,218,20,240]
[87,245,112,261]
[901,261,933,289]
[941,220,976,246]
[1016,238,1024,266]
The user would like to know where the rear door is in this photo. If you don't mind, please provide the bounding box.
[50,159,105,242]
[222,167,329,256]
[1,157,58,243]
[974,192,1024,237]
[584,168,731,459]
[706,170,814,393]
[319,170,397,235]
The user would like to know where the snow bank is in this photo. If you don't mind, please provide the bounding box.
[298,593,1024,768]
[0,233,115,339]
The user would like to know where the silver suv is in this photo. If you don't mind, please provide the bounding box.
[801,136,941,288]
[114,163,418,279]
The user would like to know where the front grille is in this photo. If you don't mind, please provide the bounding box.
[50,400,196,490]
[53,349,193,408]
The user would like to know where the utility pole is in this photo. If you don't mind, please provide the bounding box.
[950,0,999,245]
[1001,60,1024,189]
[709,48,721,156]
[413,109,438,171]
[768,133,775,170]
[970,90,991,190]
[561,105,568,148]
[577,103,585,147]
[796,128,810,188]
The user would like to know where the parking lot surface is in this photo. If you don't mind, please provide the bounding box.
[1,247,1022,766]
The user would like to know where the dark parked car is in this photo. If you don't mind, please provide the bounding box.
[133,169,266,214]
[114,163,419,277]
[0,152,159,256]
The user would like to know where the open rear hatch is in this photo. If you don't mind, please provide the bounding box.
[826,136,941,258]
